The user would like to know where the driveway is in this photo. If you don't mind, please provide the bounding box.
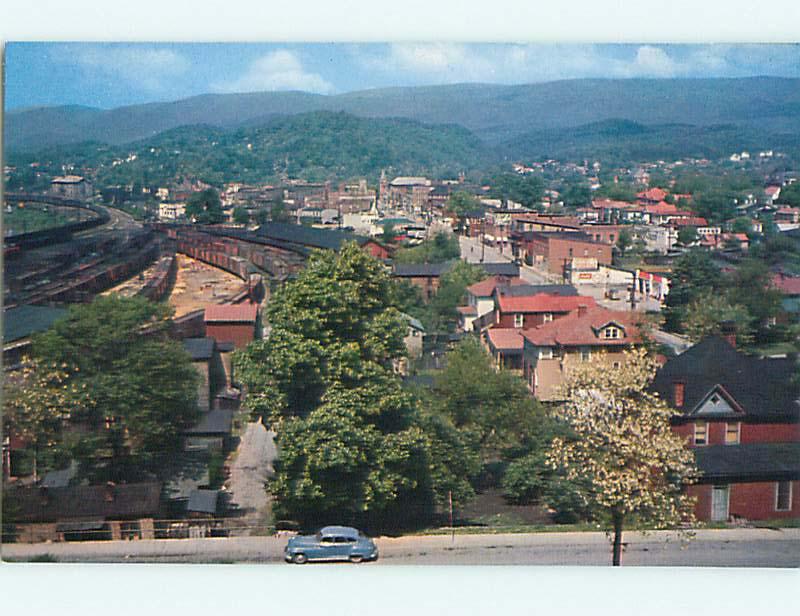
[225,419,277,523]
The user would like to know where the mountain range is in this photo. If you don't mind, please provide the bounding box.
[6,77,800,153]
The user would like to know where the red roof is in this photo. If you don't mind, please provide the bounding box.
[672,217,708,227]
[486,328,525,351]
[457,305,478,316]
[765,186,781,196]
[204,303,259,323]
[772,273,800,295]
[497,293,596,314]
[467,276,525,298]
[637,187,668,202]
[645,202,679,215]
[592,198,637,209]
[521,305,642,347]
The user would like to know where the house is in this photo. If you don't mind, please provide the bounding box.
[495,293,597,329]
[652,336,800,522]
[478,262,520,279]
[204,303,259,349]
[158,202,186,220]
[183,408,234,452]
[49,175,92,200]
[392,262,454,301]
[183,337,224,413]
[636,187,669,205]
[459,276,523,331]
[521,305,643,401]
[3,482,162,542]
[484,328,525,373]
[774,207,800,225]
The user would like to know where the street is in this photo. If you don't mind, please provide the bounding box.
[4,528,799,567]
[459,235,554,284]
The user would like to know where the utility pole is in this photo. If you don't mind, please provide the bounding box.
[480,218,485,263]
[448,490,454,544]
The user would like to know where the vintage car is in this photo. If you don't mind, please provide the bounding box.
[284,526,379,564]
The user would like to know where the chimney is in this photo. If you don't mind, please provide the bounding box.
[673,381,686,408]
[577,304,588,317]
[104,481,116,503]
[719,320,737,348]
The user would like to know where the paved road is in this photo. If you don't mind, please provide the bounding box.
[459,235,552,284]
[4,528,798,567]
[226,420,277,519]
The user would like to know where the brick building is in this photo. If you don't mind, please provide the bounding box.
[652,336,800,522]
[519,232,613,276]
[392,262,453,301]
[204,303,259,349]
[495,293,597,329]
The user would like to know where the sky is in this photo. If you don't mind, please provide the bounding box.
[5,42,800,111]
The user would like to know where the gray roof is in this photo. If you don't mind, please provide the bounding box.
[694,443,800,482]
[183,337,216,361]
[256,222,370,251]
[653,337,800,421]
[40,462,78,489]
[187,489,220,514]
[3,305,68,344]
[163,451,211,500]
[185,409,234,435]
[479,262,520,277]
[393,262,454,277]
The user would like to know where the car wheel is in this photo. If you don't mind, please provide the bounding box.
[349,554,364,564]
[292,553,307,565]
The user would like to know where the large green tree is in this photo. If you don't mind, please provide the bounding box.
[235,243,449,526]
[186,188,224,224]
[663,249,722,332]
[31,295,199,481]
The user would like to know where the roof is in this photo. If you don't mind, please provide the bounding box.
[3,305,68,345]
[479,262,520,277]
[185,409,234,435]
[637,187,669,201]
[652,336,800,421]
[496,284,579,298]
[183,337,216,361]
[400,313,425,331]
[256,222,370,251]
[40,462,78,489]
[522,305,642,347]
[467,276,527,298]
[393,262,453,277]
[51,175,86,183]
[163,451,211,500]
[204,303,258,323]
[693,443,800,482]
[497,293,596,314]
[645,202,680,215]
[8,482,162,523]
[390,177,431,187]
[486,328,525,353]
[775,272,800,295]
[456,305,478,316]
[187,489,220,514]
[320,525,360,538]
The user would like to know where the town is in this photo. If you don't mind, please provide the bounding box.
[3,48,800,567]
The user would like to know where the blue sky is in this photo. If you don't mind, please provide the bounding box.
[6,42,800,111]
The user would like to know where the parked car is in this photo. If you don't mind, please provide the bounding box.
[284,526,379,564]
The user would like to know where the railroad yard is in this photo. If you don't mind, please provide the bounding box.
[168,254,249,317]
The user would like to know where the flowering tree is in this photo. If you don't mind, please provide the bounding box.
[547,348,697,566]
[3,360,93,480]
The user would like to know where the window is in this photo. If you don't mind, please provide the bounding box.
[543,312,553,323]
[725,422,740,445]
[580,347,591,362]
[514,314,524,328]
[539,348,553,360]
[694,421,708,446]
[776,481,792,511]
[612,361,621,369]
[603,327,620,339]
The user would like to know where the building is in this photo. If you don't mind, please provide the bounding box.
[204,303,259,349]
[384,177,433,211]
[182,337,224,413]
[3,305,68,369]
[518,232,613,276]
[392,262,453,301]
[158,202,186,220]
[495,293,597,329]
[521,305,643,401]
[652,336,800,522]
[50,175,93,200]
[484,328,525,372]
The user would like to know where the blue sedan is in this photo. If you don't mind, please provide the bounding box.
[284,526,379,564]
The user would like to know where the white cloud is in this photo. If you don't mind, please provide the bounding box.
[65,46,190,91]
[214,50,334,94]
[630,46,678,77]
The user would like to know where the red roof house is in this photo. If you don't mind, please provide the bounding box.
[204,303,259,349]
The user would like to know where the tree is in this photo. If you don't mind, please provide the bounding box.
[676,226,699,247]
[233,206,250,225]
[616,228,633,257]
[663,249,722,332]
[185,188,224,224]
[381,223,396,244]
[254,208,270,225]
[270,199,291,223]
[31,295,200,481]
[447,191,482,217]
[547,348,697,566]
[682,291,754,345]
[394,232,460,264]
[234,243,441,526]
[425,261,485,331]
[3,360,94,480]
[487,173,544,208]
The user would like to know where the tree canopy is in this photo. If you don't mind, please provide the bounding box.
[24,295,199,481]
[186,188,224,224]
[547,348,697,565]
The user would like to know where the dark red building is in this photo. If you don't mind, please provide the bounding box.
[653,336,800,522]
[204,303,259,349]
